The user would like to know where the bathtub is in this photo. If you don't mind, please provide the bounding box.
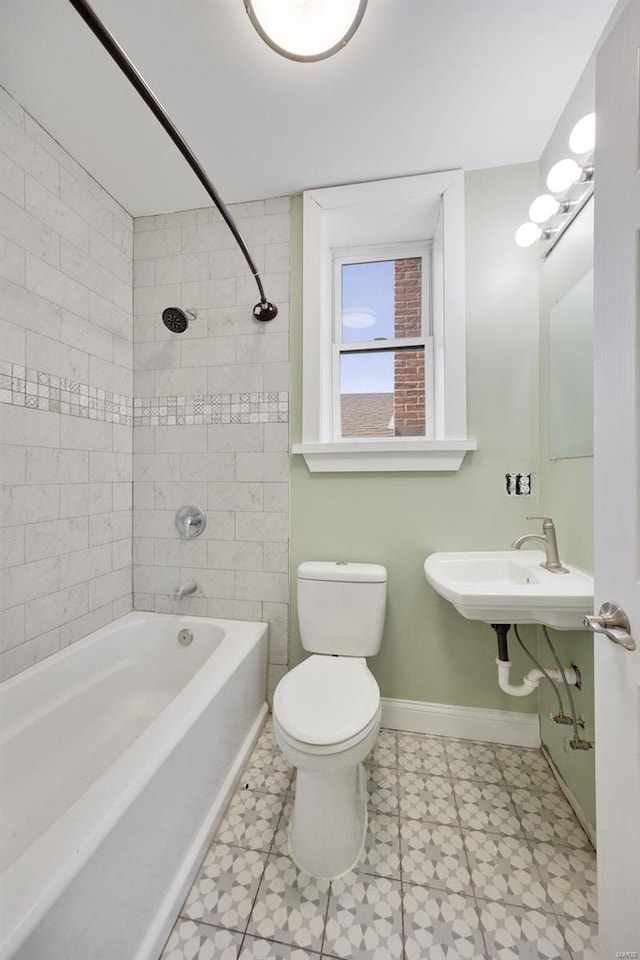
[0,611,268,960]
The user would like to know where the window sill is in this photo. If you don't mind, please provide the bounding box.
[291,439,477,473]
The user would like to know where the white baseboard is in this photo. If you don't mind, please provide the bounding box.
[380,697,540,748]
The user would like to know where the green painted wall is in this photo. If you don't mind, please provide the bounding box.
[290,164,544,714]
[535,63,596,833]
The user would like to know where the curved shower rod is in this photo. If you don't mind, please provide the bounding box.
[67,0,278,322]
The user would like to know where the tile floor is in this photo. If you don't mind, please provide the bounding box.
[160,720,598,960]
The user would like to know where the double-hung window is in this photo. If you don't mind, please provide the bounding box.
[293,171,476,472]
[334,244,432,440]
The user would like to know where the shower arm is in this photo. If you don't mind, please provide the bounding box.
[67,0,278,322]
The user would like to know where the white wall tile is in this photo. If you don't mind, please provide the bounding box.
[0,318,27,365]
[1,527,25,569]
[25,582,88,640]
[207,541,263,572]
[206,598,263,621]
[60,417,112,452]
[89,510,131,546]
[25,516,88,561]
[0,151,26,207]
[236,452,289,482]
[59,482,112,517]
[89,452,132,483]
[207,423,264,453]
[207,481,263,512]
[181,453,235,483]
[26,254,88,318]
[59,167,113,241]
[235,571,288,603]
[59,543,112,588]
[236,511,288,543]
[88,566,131,610]
[59,603,114,648]
[25,176,89,252]
[155,425,208,453]
[0,109,59,195]
[181,336,234,368]
[59,311,113,363]
[0,604,26,654]
[0,193,60,268]
[0,445,26,485]
[1,484,60,526]
[0,236,26,284]
[25,330,89,383]
[0,278,61,339]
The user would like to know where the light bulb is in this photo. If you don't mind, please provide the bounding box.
[528,194,560,224]
[245,0,367,61]
[546,159,581,194]
[569,113,595,154]
[515,222,542,247]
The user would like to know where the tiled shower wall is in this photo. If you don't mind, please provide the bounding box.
[0,87,133,680]
[132,199,291,697]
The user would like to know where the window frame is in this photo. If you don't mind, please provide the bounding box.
[293,171,477,472]
[332,242,433,441]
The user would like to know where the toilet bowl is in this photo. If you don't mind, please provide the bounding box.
[272,561,387,879]
[274,655,381,879]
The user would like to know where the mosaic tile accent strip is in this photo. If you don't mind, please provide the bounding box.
[134,392,289,426]
[0,361,133,425]
[0,362,290,426]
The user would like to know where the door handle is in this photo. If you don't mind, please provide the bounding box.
[584,602,636,651]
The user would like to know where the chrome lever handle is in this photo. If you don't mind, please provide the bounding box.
[584,602,636,652]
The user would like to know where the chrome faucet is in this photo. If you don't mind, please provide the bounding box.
[174,580,198,600]
[511,517,569,574]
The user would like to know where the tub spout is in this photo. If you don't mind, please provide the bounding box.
[174,580,197,601]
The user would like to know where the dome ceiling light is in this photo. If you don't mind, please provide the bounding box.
[243,0,368,62]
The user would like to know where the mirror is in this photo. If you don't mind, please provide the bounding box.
[549,268,593,459]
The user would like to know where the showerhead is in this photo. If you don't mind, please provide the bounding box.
[162,307,195,334]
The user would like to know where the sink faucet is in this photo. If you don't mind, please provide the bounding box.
[511,517,569,574]
[174,580,198,600]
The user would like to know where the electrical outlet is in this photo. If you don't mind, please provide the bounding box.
[505,473,533,496]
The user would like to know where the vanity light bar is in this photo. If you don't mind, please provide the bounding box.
[515,114,595,251]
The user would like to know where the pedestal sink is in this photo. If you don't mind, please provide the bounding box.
[423,550,593,630]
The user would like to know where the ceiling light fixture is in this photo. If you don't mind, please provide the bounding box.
[243,0,368,62]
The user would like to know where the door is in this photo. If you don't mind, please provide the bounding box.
[593,1,640,955]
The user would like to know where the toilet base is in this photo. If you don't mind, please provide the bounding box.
[289,762,368,880]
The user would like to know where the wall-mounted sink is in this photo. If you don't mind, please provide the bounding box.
[423,550,594,630]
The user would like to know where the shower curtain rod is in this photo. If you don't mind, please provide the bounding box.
[67,0,278,322]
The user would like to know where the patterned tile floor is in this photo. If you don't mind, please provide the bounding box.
[160,721,598,960]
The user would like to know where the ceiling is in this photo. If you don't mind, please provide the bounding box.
[0,0,618,217]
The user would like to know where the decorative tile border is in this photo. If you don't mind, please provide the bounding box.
[0,361,133,425]
[0,361,289,426]
[133,392,288,426]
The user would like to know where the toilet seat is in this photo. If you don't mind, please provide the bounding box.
[273,655,380,748]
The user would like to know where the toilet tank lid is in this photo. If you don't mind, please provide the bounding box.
[298,561,387,583]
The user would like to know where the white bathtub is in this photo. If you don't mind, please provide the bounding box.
[0,611,268,960]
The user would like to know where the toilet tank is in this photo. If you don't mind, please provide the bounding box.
[297,561,387,657]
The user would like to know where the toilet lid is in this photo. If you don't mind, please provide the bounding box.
[274,656,380,746]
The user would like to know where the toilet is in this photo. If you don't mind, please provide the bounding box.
[273,560,387,879]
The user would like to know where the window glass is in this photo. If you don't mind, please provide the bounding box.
[341,257,422,344]
[340,348,426,438]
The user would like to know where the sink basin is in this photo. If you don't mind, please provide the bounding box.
[423,550,594,630]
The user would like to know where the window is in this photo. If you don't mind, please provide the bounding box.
[336,248,431,439]
[293,172,476,472]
